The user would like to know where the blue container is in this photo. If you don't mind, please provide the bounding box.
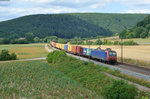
[64,45,68,51]
[83,48,87,55]
[91,49,107,61]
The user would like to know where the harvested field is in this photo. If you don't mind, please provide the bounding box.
[80,45,150,67]
[0,43,47,59]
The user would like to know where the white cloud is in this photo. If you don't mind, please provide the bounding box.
[0,0,150,21]
[126,9,150,13]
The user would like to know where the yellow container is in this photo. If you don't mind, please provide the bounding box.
[61,44,65,50]
[68,45,72,52]
[56,43,60,48]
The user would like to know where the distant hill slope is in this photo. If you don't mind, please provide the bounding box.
[0,13,148,39]
[69,13,148,33]
[0,14,112,39]
[119,15,150,39]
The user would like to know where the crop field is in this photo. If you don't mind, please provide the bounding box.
[81,45,150,67]
[90,36,150,44]
[0,44,47,59]
[0,60,99,98]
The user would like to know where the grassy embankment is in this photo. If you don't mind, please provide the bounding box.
[47,51,150,98]
[0,43,47,59]
[0,52,150,98]
[0,60,100,98]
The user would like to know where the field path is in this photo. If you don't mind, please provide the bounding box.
[0,44,53,63]
[0,57,46,63]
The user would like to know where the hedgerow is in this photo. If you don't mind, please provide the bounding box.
[47,51,139,99]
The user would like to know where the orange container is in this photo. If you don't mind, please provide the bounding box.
[71,46,78,54]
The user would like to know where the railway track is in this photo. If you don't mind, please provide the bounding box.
[49,44,150,81]
[116,63,150,76]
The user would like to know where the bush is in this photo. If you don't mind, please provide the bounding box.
[11,39,29,44]
[0,50,17,61]
[46,50,67,63]
[123,40,138,45]
[102,80,138,99]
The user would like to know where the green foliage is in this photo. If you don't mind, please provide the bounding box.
[48,55,141,98]
[0,14,112,39]
[70,37,84,45]
[46,50,67,63]
[113,41,120,45]
[103,39,113,45]
[0,50,17,61]
[43,36,58,43]
[120,15,150,39]
[0,60,99,98]
[11,39,29,44]
[84,40,93,45]
[25,33,34,42]
[58,38,67,44]
[33,37,40,43]
[102,80,138,99]
[69,13,148,33]
[0,38,10,44]
[93,39,102,45]
[123,40,138,45]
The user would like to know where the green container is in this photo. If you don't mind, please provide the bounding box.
[86,48,92,56]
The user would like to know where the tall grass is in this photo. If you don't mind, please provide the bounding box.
[0,60,99,98]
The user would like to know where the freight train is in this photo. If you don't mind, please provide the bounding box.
[50,41,117,64]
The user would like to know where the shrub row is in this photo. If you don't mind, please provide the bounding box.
[0,50,17,61]
[46,51,141,99]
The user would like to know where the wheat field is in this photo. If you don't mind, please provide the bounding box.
[0,43,48,59]
[80,45,150,67]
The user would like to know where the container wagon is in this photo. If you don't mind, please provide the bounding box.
[77,46,83,55]
[64,45,68,51]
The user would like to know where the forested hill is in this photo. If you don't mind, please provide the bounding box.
[69,13,148,33]
[0,14,112,39]
[119,15,150,39]
[0,13,148,39]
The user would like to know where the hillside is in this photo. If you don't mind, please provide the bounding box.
[0,14,112,39]
[0,13,148,39]
[119,15,150,39]
[69,13,148,33]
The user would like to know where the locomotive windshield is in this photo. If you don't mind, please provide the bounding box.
[109,51,116,56]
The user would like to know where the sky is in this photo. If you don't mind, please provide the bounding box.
[0,0,150,21]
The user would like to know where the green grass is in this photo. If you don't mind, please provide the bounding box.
[0,43,48,59]
[48,54,150,94]
[0,60,100,98]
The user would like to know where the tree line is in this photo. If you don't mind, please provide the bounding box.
[119,15,150,39]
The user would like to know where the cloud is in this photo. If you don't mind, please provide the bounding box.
[0,0,150,21]
[126,9,150,14]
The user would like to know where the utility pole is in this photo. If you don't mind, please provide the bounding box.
[89,39,90,62]
[121,38,123,63]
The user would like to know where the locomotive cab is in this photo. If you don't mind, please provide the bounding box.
[108,51,117,63]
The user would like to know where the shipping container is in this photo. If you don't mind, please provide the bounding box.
[55,43,57,47]
[56,43,61,49]
[91,49,107,61]
[68,45,72,52]
[77,46,83,55]
[54,42,56,47]
[87,48,92,56]
[60,44,65,50]
[64,45,68,51]
[71,46,78,54]
[83,48,87,55]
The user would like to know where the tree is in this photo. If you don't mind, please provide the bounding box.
[140,32,148,38]
[0,50,17,61]
[58,38,67,44]
[93,39,102,45]
[1,38,10,44]
[25,33,34,42]
[34,37,40,43]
